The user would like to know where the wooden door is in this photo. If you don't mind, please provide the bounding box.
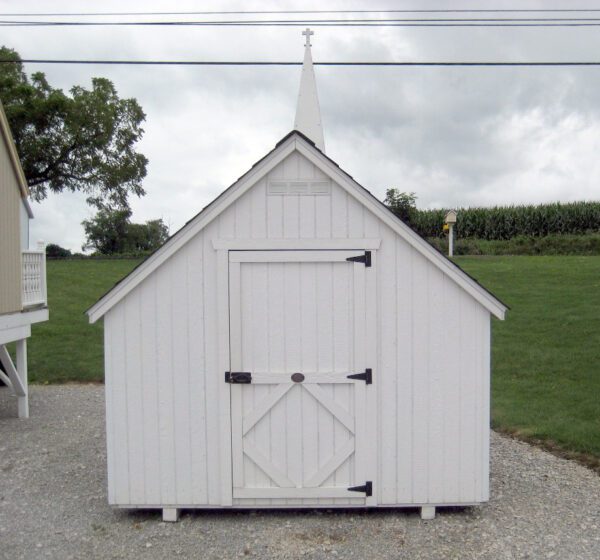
[228,250,375,501]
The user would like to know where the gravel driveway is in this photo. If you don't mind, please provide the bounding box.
[0,385,598,559]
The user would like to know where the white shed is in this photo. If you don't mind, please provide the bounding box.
[88,32,507,522]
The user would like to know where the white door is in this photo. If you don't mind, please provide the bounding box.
[228,250,375,501]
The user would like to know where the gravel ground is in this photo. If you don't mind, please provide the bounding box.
[0,385,599,560]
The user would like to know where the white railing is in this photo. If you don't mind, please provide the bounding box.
[22,243,47,308]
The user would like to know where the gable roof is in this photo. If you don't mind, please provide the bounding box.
[87,130,507,323]
[0,100,33,218]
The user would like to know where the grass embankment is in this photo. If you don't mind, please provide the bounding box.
[26,257,600,463]
[459,256,600,465]
[428,234,600,256]
[28,259,140,383]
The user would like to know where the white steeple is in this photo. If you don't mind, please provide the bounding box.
[294,28,325,152]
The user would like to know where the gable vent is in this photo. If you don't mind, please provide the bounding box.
[268,180,331,196]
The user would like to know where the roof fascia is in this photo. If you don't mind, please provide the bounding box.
[294,139,507,319]
[87,135,297,323]
[0,102,30,201]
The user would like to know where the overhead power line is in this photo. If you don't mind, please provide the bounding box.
[4,59,600,67]
[3,9,600,17]
[5,17,600,28]
[5,19,600,28]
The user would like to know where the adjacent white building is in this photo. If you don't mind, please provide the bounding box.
[88,31,507,522]
[0,101,48,419]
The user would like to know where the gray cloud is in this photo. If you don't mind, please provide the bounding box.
[0,0,598,250]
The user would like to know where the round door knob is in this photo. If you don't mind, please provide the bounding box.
[291,373,305,383]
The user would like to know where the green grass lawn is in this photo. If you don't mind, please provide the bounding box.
[459,256,600,461]
[25,256,600,461]
[27,259,140,384]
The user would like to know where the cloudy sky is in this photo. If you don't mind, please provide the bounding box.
[2,0,600,251]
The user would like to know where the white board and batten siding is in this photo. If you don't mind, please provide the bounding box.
[101,140,497,510]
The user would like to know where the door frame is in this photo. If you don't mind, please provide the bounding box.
[215,240,379,506]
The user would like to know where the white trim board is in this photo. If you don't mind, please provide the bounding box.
[87,131,507,323]
[212,238,381,250]
[0,308,48,330]
[0,325,30,346]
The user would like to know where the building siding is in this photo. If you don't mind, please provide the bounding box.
[104,149,491,508]
[0,129,23,315]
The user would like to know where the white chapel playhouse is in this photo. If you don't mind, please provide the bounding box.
[88,32,507,522]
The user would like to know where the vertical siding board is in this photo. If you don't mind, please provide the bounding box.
[283,196,300,238]
[481,310,491,501]
[347,196,364,238]
[219,206,236,239]
[104,313,116,504]
[140,275,161,505]
[155,261,176,504]
[411,253,429,503]
[267,196,284,238]
[250,179,267,238]
[0,136,22,314]
[124,292,145,504]
[442,278,462,503]
[330,188,348,238]
[283,151,300,178]
[299,197,316,238]
[110,306,130,504]
[155,264,176,504]
[315,196,332,238]
[458,295,478,502]
[395,238,414,503]
[474,306,489,502]
[171,252,193,504]
[187,237,209,504]
[235,191,252,239]
[378,228,397,504]
[427,267,445,503]
[363,208,380,238]
[202,224,221,504]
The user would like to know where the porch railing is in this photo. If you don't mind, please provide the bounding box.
[22,244,47,308]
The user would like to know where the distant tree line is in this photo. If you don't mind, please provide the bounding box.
[81,208,169,255]
[385,189,600,240]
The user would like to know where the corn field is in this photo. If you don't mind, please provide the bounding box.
[398,202,600,240]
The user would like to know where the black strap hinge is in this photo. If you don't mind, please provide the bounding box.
[225,371,252,384]
[347,368,372,384]
[348,481,372,496]
[346,251,371,267]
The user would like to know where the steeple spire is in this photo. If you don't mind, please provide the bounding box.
[294,28,325,152]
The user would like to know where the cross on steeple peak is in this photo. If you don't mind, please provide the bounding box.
[302,27,314,47]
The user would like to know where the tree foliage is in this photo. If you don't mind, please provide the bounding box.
[82,207,169,255]
[0,46,148,210]
[45,243,72,258]
[384,188,417,226]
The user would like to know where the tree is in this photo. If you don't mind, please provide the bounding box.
[0,46,148,210]
[45,243,72,258]
[82,207,169,255]
[384,189,417,225]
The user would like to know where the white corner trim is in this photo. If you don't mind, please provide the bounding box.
[211,238,381,251]
[294,140,507,320]
[87,137,298,323]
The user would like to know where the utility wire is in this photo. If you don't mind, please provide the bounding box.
[6,19,600,27]
[4,59,600,66]
[3,9,600,16]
